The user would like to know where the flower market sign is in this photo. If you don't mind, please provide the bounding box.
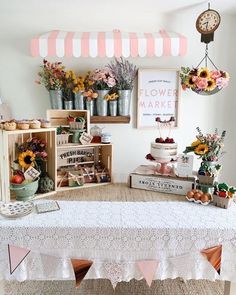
[137,69,180,128]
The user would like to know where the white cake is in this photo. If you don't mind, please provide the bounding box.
[151,142,178,161]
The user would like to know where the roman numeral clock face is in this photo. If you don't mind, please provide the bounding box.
[196,9,221,34]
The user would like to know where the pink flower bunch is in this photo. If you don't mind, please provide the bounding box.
[89,68,116,90]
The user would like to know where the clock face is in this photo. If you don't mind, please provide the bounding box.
[196,9,221,34]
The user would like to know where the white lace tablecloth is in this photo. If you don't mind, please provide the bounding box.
[1,200,236,284]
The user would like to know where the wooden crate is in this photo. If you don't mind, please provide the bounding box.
[47,109,90,133]
[56,143,113,191]
[0,128,57,202]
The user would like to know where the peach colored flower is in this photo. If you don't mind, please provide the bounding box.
[216,78,229,89]
[196,78,208,90]
[210,70,221,80]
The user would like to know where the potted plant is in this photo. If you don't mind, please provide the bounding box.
[89,68,116,116]
[83,89,98,116]
[107,58,137,116]
[213,183,236,209]
[104,92,119,116]
[180,67,230,96]
[36,59,65,109]
[198,161,221,185]
[63,70,78,109]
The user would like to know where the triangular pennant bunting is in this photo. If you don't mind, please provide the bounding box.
[201,245,222,273]
[8,244,31,275]
[71,259,93,288]
[136,260,159,287]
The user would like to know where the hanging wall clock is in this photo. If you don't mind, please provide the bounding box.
[196,7,221,44]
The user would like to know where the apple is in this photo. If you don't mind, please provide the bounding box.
[218,191,227,198]
[11,175,24,184]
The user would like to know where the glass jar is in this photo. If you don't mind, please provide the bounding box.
[101,132,111,144]
[90,125,102,143]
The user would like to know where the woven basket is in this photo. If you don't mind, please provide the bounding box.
[57,134,70,145]
[212,194,232,209]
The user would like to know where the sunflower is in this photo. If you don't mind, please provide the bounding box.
[197,67,210,79]
[18,150,36,169]
[185,76,196,88]
[206,78,216,91]
[194,144,209,156]
[191,139,201,147]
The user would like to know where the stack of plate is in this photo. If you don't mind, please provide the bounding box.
[0,201,34,219]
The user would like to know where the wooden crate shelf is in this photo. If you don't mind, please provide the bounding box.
[91,116,130,124]
[0,128,57,202]
[56,143,113,192]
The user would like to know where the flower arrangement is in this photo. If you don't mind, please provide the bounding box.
[36,59,65,91]
[15,137,48,172]
[104,93,119,101]
[83,89,98,101]
[89,68,116,90]
[183,127,226,162]
[180,67,230,94]
[107,58,137,90]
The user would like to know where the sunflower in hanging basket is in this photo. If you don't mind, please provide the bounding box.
[180,66,230,95]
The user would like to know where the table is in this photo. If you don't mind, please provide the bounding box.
[1,200,236,293]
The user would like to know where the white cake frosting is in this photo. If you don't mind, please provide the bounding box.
[151,142,178,161]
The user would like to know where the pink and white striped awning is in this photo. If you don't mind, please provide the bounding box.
[31,30,187,58]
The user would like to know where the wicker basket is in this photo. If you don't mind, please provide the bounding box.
[69,121,85,130]
[212,194,232,209]
[57,134,71,145]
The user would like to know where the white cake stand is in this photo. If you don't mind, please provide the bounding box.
[149,156,176,176]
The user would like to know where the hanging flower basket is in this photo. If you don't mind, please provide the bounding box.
[180,47,230,96]
[180,67,230,96]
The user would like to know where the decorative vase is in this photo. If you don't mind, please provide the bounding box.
[109,100,117,116]
[10,178,39,201]
[192,87,221,96]
[49,90,63,109]
[63,90,74,110]
[86,100,95,116]
[74,92,85,110]
[118,89,132,116]
[96,90,109,116]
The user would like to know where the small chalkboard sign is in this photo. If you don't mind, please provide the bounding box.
[24,167,40,180]
[80,132,93,145]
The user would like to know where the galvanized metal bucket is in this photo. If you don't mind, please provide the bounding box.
[118,90,131,116]
[10,178,39,201]
[74,92,85,110]
[49,90,63,109]
[96,90,109,116]
[109,100,117,116]
[86,100,95,116]
[64,100,73,110]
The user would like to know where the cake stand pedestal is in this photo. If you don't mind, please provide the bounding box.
[148,158,176,177]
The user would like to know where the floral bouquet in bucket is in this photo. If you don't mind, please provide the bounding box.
[180,67,230,95]
[184,127,226,185]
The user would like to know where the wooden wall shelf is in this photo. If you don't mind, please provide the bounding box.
[90,116,130,124]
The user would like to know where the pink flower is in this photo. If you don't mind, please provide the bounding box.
[40,151,48,158]
[210,70,221,80]
[196,78,208,90]
[192,76,199,82]
[107,77,116,87]
[216,78,229,89]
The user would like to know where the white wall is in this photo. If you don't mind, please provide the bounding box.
[0,0,235,183]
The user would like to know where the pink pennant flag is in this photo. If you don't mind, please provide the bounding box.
[8,244,31,275]
[136,260,159,287]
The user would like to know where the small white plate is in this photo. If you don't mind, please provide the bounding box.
[0,201,34,219]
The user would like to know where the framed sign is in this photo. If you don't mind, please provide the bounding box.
[137,68,180,128]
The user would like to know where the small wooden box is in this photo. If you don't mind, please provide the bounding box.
[130,167,196,195]
[47,109,90,133]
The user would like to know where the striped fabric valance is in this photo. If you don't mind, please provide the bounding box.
[31,30,187,58]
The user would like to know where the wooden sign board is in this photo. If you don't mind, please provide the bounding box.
[57,147,94,168]
[80,132,93,145]
[137,68,180,128]
[130,171,196,195]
